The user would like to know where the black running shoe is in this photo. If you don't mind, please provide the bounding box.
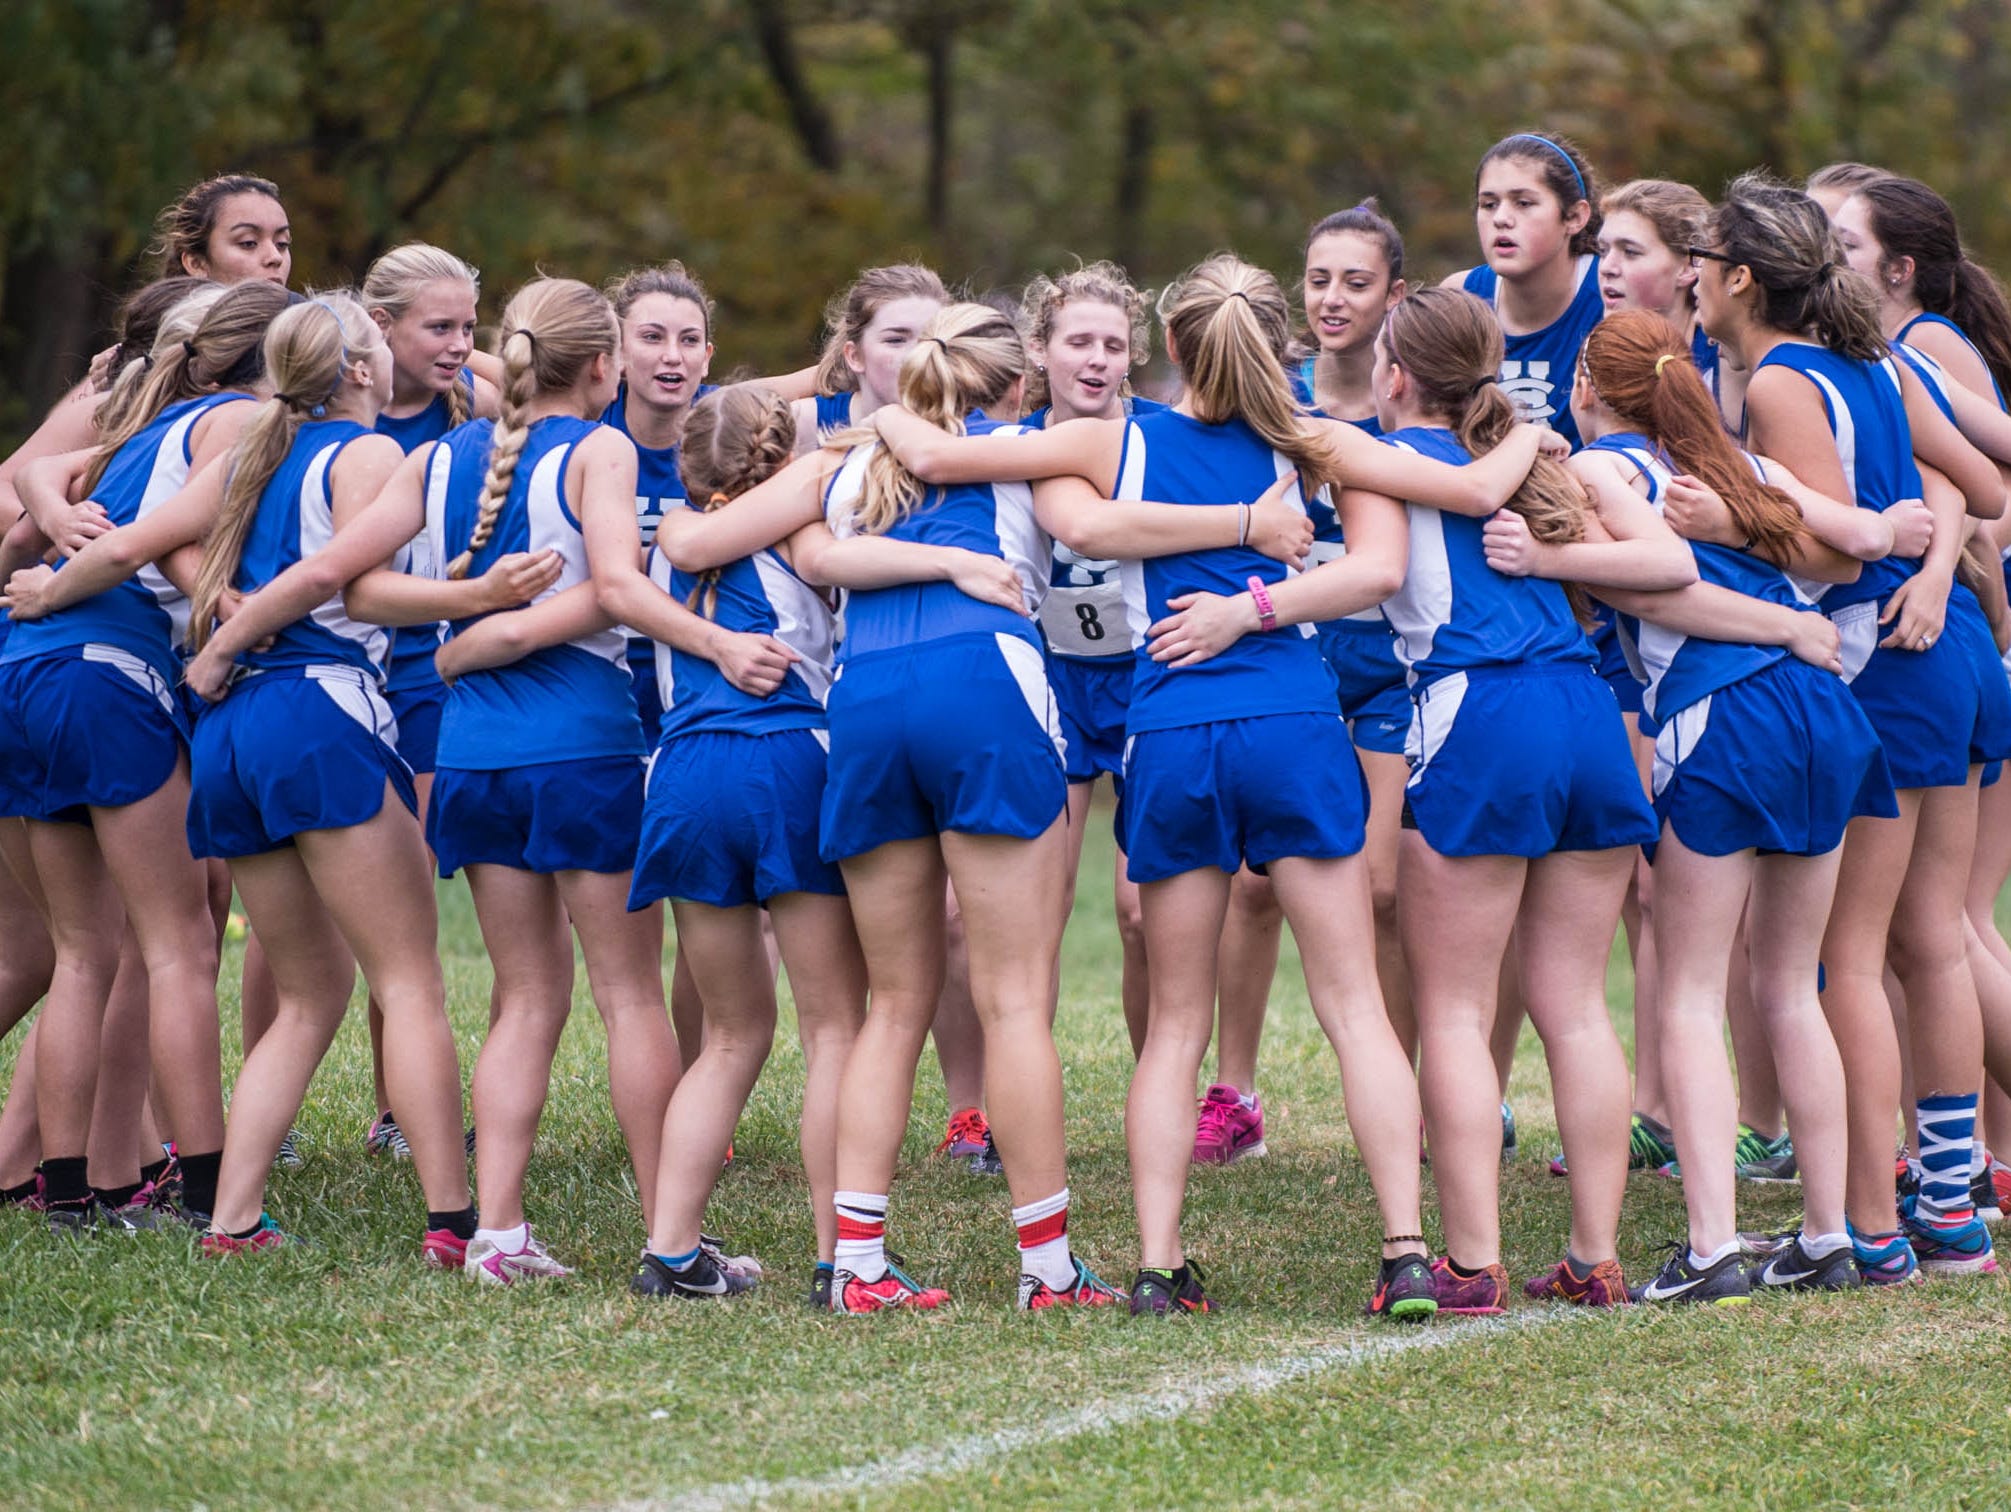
[1366,1255,1440,1322]
[1129,1261,1217,1315]
[1750,1234,1861,1292]
[1630,1241,1752,1306]
[809,1265,833,1310]
[630,1249,757,1300]
[1499,1102,1517,1165]
[968,1128,1003,1176]
[46,1199,100,1236]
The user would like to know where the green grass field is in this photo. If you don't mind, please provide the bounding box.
[2,808,2006,1511]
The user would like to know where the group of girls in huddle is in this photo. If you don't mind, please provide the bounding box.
[2,130,2010,1322]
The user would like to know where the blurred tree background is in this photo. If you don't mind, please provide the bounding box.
[3,0,2007,438]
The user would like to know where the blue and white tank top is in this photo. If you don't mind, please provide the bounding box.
[423,415,643,768]
[1027,397,1167,663]
[814,392,855,438]
[1753,342,1924,613]
[3,391,248,685]
[1302,413,1393,631]
[822,420,1048,659]
[229,419,388,678]
[1379,425,1593,686]
[1461,254,1604,450]
[1113,408,1334,732]
[1585,433,1799,722]
[376,373,473,693]
[650,527,834,739]
[602,381,722,669]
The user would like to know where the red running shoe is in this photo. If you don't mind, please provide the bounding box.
[1523,1254,1629,1307]
[1430,1256,1508,1315]
[1019,1255,1124,1310]
[833,1260,950,1314]
[936,1107,990,1161]
[200,1214,291,1257]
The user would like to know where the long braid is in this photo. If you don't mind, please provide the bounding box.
[448,327,536,580]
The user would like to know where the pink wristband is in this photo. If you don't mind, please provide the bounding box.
[1247,575,1278,632]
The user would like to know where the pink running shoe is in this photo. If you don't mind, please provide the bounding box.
[422,1227,469,1270]
[465,1225,574,1285]
[1193,1084,1267,1166]
[936,1107,990,1161]
[1430,1256,1508,1315]
[200,1214,290,1257]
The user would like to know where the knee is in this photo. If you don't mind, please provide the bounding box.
[1369,878,1400,937]
[1886,916,1965,985]
[1229,869,1279,921]
[1115,893,1147,953]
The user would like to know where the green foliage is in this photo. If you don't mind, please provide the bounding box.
[5,0,2011,437]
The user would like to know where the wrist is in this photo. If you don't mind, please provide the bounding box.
[1246,575,1278,631]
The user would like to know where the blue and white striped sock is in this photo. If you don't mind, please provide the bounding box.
[1916,1093,1977,1224]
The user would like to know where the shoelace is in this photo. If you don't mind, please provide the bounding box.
[936,1110,985,1154]
[1194,1100,1237,1143]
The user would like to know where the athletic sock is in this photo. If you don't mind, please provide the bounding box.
[1012,1187,1075,1290]
[228,1218,266,1241]
[1688,1239,1739,1271]
[1563,1250,1598,1280]
[1916,1093,1978,1224]
[1445,1257,1487,1281]
[43,1156,89,1208]
[1970,1138,1988,1180]
[833,1191,890,1282]
[474,1221,529,1254]
[1237,1089,1259,1112]
[178,1149,222,1218]
[1800,1229,1851,1259]
[139,1155,170,1189]
[0,1177,39,1205]
[94,1181,142,1211]
[427,1206,477,1241]
[649,1244,702,1272]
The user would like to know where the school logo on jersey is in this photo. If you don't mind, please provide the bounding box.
[636,494,680,548]
[1056,545,1117,586]
[1499,360,1557,426]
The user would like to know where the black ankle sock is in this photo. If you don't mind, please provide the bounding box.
[427,1206,477,1240]
[1380,1252,1421,1283]
[1,1177,40,1205]
[94,1181,142,1211]
[140,1156,170,1188]
[178,1150,222,1217]
[1445,1257,1485,1281]
[228,1218,265,1241]
[1167,1263,1190,1288]
[43,1156,89,1208]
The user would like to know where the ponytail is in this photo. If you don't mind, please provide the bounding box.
[1854,175,2011,403]
[1713,172,1886,363]
[447,277,617,580]
[1583,310,1806,566]
[191,293,378,647]
[676,386,798,618]
[1383,286,1592,621]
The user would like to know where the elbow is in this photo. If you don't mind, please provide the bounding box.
[1971,486,2007,522]
[1364,558,1405,603]
[1656,549,1700,590]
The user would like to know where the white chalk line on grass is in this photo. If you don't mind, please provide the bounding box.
[615,1310,1567,1512]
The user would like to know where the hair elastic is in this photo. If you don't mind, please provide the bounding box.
[1227,289,1253,304]
[708,492,730,505]
[922,335,951,351]
[183,338,199,359]
[1468,373,1498,397]
[1653,353,1678,378]
[1503,134,1587,201]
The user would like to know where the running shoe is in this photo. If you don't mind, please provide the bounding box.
[1895,1146,1918,1199]
[1630,1242,1751,1305]
[832,1259,950,1313]
[1193,1084,1267,1166]
[1523,1255,1629,1307]
[1971,1159,2002,1226]
[421,1227,469,1270]
[1499,1102,1517,1164]
[2,1171,46,1210]
[1847,1226,1920,1287]
[1366,1255,1440,1322]
[809,1264,834,1311]
[1749,1234,1860,1292]
[1019,1254,1124,1310]
[1630,1112,1678,1171]
[100,1195,170,1234]
[1129,1262,1217,1315]
[630,1248,758,1299]
[968,1127,1004,1176]
[45,1199,102,1236]
[1901,1212,1998,1276]
[700,1233,762,1280]
[1739,1132,1798,1184]
[365,1113,412,1160]
[1429,1256,1508,1315]
[1736,1228,1795,1259]
[1655,1122,1773,1182]
[273,1129,304,1170]
[465,1226,574,1285]
[936,1107,990,1161]
[199,1214,291,1257]
[464,1125,477,1156]
[1990,1157,2011,1224]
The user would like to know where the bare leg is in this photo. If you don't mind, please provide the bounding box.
[930,881,985,1117]
[1132,866,1233,1268]
[1213,866,1281,1095]
[773,895,868,1264]
[1517,848,1635,1264]
[1357,747,1414,1058]
[84,930,151,1193]
[557,871,679,1231]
